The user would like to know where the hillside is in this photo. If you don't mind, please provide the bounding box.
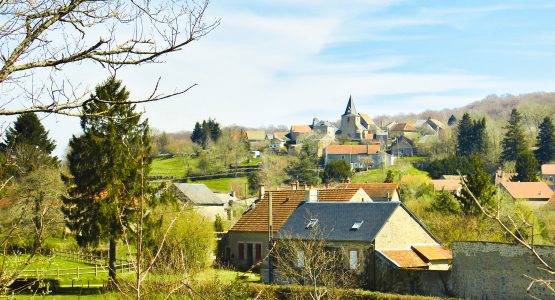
[374,92,555,126]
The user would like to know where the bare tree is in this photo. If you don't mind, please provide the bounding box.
[273,227,355,300]
[0,0,219,116]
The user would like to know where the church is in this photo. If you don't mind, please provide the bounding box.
[336,96,377,140]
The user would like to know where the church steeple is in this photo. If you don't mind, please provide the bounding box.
[343,95,357,116]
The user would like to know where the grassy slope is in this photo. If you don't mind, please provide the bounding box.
[352,158,430,183]
[150,156,197,178]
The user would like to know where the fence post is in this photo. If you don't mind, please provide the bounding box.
[35,268,38,277]
[95,265,98,277]
[77,266,80,279]
[57,267,59,278]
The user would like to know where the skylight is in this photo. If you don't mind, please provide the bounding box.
[306,218,318,229]
[351,220,364,230]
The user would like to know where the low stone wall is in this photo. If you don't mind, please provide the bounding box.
[452,241,555,299]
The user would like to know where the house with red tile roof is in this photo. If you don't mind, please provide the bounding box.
[501,181,553,203]
[324,144,394,170]
[541,164,555,182]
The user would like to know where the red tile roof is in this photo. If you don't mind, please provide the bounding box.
[431,179,461,192]
[230,190,306,233]
[542,164,555,175]
[335,183,398,200]
[380,250,428,268]
[390,123,416,132]
[501,181,553,200]
[291,125,312,133]
[411,245,452,262]
[317,188,360,202]
[325,144,380,155]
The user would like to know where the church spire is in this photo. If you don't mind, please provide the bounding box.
[343,95,357,116]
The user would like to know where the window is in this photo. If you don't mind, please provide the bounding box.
[297,250,305,268]
[238,243,245,260]
[306,218,318,229]
[349,250,359,270]
[351,220,364,231]
[255,244,262,260]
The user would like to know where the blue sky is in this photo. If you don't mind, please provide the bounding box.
[37,0,555,157]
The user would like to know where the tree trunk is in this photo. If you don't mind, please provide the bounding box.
[109,238,117,282]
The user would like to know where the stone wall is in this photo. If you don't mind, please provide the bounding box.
[452,241,555,299]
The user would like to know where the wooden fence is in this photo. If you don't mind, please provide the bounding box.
[18,262,134,279]
[51,249,130,266]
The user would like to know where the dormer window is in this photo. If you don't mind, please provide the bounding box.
[351,220,363,230]
[306,218,318,229]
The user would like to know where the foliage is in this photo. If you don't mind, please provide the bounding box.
[456,113,488,157]
[214,215,224,232]
[323,159,353,183]
[249,152,289,192]
[384,170,394,183]
[514,150,539,182]
[501,109,528,162]
[423,155,472,179]
[447,114,457,126]
[431,191,462,214]
[191,119,222,149]
[455,155,496,215]
[2,113,56,154]
[149,208,215,274]
[534,116,555,164]
[285,155,320,186]
[62,77,150,280]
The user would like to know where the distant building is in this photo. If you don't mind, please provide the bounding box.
[172,183,229,221]
[390,135,415,157]
[336,96,375,140]
[324,144,394,170]
[389,122,417,137]
[541,164,555,182]
[501,181,553,204]
[288,125,312,142]
[311,118,337,136]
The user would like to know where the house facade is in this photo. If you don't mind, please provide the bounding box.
[272,202,451,295]
[501,181,553,206]
[541,164,555,182]
[324,144,394,170]
[171,183,228,221]
[390,135,415,157]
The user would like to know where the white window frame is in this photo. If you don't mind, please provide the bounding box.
[297,250,305,268]
[349,250,359,270]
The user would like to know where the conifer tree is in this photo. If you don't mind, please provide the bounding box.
[191,122,203,144]
[501,109,527,162]
[534,116,555,164]
[384,170,394,183]
[456,113,487,157]
[455,155,496,215]
[3,112,55,154]
[63,77,150,282]
[447,114,457,126]
[514,150,539,182]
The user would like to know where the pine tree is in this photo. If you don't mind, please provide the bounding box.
[3,112,55,154]
[447,114,457,126]
[384,170,394,183]
[514,150,539,182]
[456,113,474,156]
[207,118,222,141]
[455,155,496,215]
[501,109,527,162]
[63,77,150,282]
[191,122,203,144]
[534,116,555,164]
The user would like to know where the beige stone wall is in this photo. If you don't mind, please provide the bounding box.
[223,231,269,270]
[348,189,372,202]
[192,205,227,221]
[374,206,437,250]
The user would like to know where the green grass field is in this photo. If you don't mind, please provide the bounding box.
[352,158,430,183]
[150,156,197,178]
[193,177,248,193]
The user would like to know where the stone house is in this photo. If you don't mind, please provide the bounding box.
[541,164,555,182]
[171,183,229,221]
[288,125,312,143]
[390,135,415,157]
[389,122,417,138]
[311,118,337,137]
[220,187,375,270]
[324,144,394,170]
[272,202,451,295]
[431,178,462,195]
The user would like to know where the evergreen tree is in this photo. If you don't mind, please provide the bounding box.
[63,77,150,282]
[191,122,203,144]
[455,155,496,215]
[384,170,394,183]
[514,150,539,182]
[534,116,555,164]
[207,118,222,141]
[456,113,473,156]
[447,114,457,126]
[3,112,55,154]
[501,109,527,162]
[323,159,353,183]
[285,155,320,186]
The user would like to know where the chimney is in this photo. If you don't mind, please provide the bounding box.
[259,184,265,200]
[305,187,318,202]
[291,182,297,190]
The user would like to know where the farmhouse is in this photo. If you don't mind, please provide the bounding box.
[324,144,394,170]
[541,164,555,182]
[501,181,553,204]
[171,183,229,221]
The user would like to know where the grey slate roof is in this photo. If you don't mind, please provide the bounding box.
[172,183,224,205]
[275,202,400,242]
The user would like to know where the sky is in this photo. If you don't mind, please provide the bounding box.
[30,0,555,157]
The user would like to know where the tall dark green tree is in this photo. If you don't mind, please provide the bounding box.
[63,77,150,282]
[534,116,555,164]
[456,113,488,157]
[2,112,55,154]
[190,118,221,149]
[191,122,203,144]
[384,170,395,183]
[455,155,496,215]
[501,109,527,162]
[285,155,320,186]
[514,150,539,182]
[447,114,457,126]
